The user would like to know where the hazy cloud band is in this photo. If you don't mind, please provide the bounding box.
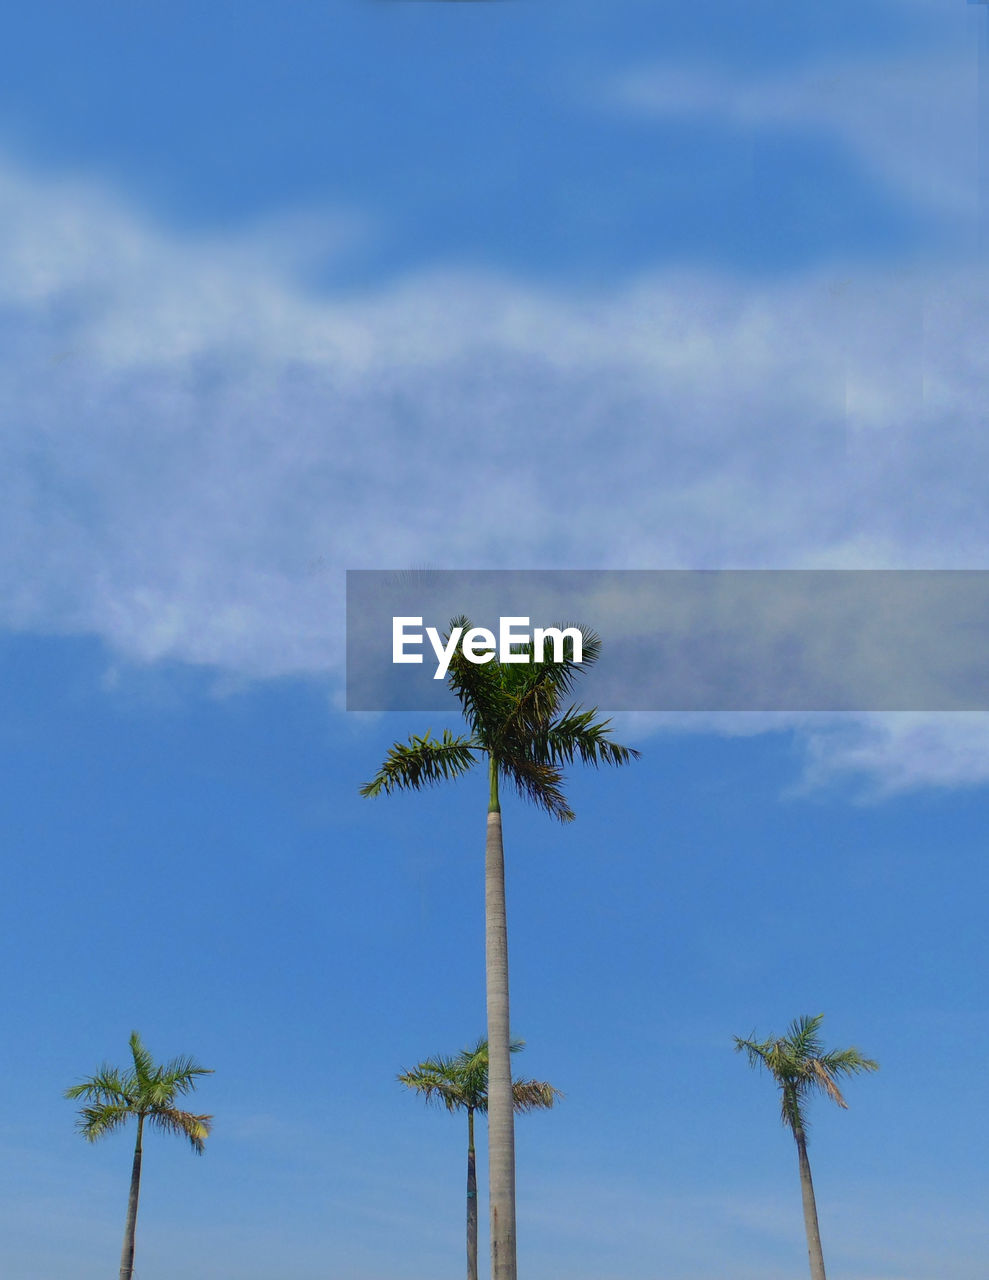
[347,570,989,711]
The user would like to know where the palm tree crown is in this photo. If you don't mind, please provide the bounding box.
[360,617,638,821]
[734,1013,879,1136]
[399,1037,561,1115]
[66,1030,213,1152]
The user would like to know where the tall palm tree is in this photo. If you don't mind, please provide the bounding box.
[362,618,637,1280]
[65,1030,213,1280]
[399,1037,561,1280]
[734,1013,878,1280]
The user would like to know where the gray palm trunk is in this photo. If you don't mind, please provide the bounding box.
[467,1107,478,1280]
[119,1113,144,1280]
[485,761,517,1280]
[794,1123,827,1280]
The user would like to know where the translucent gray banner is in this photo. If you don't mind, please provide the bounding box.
[345,569,989,711]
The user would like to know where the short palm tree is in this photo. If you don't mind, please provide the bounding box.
[65,1031,213,1280]
[734,1013,878,1280]
[399,1037,561,1280]
[362,618,637,1280]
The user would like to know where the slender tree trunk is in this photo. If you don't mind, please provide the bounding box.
[119,1114,144,1280]
[794,1126,827,1280]
[485,759,516,1280]
[467,1106,478,1280]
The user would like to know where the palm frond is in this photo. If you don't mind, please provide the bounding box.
[75,1102,133,1143]
[455,1043,492,1109]
[502,622,602,697]
[786,1014,825,1060]
[817,1047,880,1078]
[780,1083,805,1132]
[539,705,640,769]
[360,730,479,798]
[496,659,567,725]
[511,1078,563,1112]
[733,1035,768,1067]
[499,755,575,822]
[445,621,514,740]
[159,1056,214,1096]
[491,630,597,747]
[453,1037,526,1111]
[809,1060,848,1109]
[398,1056,471,1113]
[147,1107,212,1154]
[64,1067,129,1106]
[129,1031,156,1089]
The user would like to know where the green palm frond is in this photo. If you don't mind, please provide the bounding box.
[787,1014,825,1060]
[547,621,602,671]
[160,1055,214,1094]
[497,622,601,683]
[496,660,566,726]
[446,619,599,745]
[780,1084,803,1131]
[445,623,514,740]
[733,1036,766,1067]
[456,1037,525,1112]
[498,755,575,822]
[140,1059,212,1115]
[75,1102,133,1143]
[129,1031,156,1088]
[486,626,599,746]
[453,1039,491,1109]
[734,1014,878,1139]
[398,1055,469,1112]
[539,704,640,769]
[817,1046,880,1078]
[65,1067,129,1106]
[360,730,478,797]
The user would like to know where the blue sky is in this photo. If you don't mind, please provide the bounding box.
[2,1,989,1277]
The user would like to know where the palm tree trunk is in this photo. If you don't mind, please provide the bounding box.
[794,1126,827,1280]
[119,1113,144,1280]
[467,1106,478,1280]
[485,759,516,1280]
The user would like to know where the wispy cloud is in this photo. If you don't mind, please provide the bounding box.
[4,155,989,790]
[611,46,979,218]
[796,711,989,797]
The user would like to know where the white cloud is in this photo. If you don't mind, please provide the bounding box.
[614,711,989,801]
[612,45,979,218]
[797,712,989,797]
[4,156,989,790]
